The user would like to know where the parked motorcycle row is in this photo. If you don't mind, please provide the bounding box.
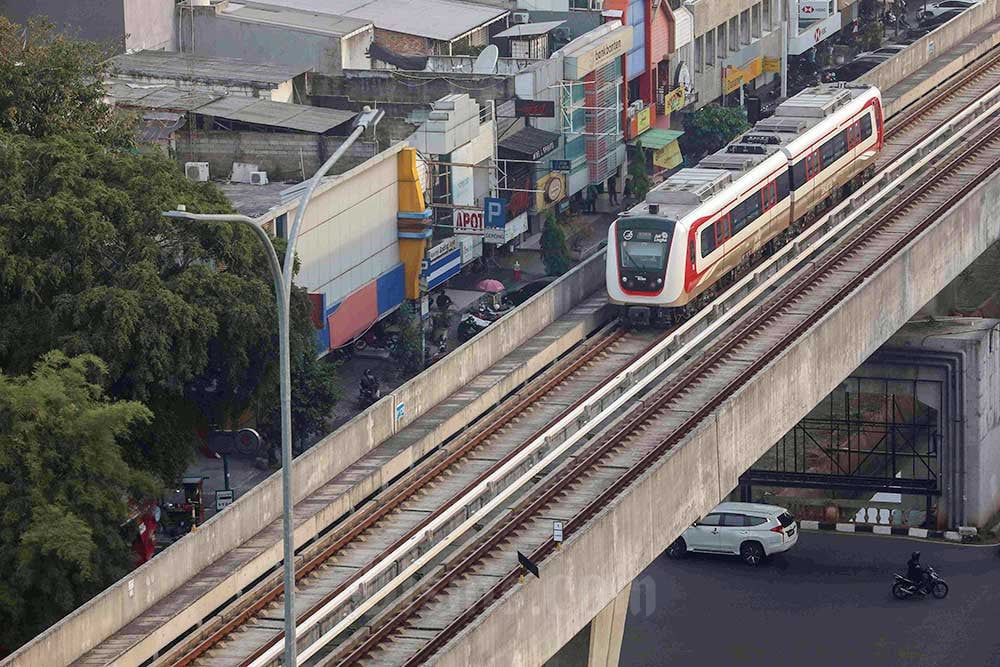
[458,295,514,343]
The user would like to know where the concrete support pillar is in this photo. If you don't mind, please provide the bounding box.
[587,582,631,667]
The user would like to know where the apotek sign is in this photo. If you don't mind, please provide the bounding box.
[453,209,484,234]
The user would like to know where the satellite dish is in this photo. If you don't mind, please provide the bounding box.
[472,45,499,74]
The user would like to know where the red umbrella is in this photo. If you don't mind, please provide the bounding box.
[476,278,505,293]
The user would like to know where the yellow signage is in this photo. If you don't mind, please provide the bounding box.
[535,172,567,211]
[663,86,686,113]
[763,57,781,73]
[653,141,683,170]
[724,57,765,94]
[636,107,651,134]
[723,66,743,94]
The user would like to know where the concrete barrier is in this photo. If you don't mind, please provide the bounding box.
[431,154,1000,667]
[4,253,609,667]
[861,0,1000,117]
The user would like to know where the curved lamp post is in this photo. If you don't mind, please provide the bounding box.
[164,105,383,666]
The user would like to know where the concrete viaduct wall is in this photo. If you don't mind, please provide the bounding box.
[860,0,1000,117]
[431,150,1000,667]
[3,255,607,667]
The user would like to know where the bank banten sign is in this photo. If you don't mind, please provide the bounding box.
[563,24,633,79]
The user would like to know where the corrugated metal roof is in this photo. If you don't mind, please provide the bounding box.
[107,79,356,133]
[221,2,372,37]
[111,50,307,87]
[498,126,560,158]
[494,21,565,38]
[254,0,508,41]
[196,98,355,133]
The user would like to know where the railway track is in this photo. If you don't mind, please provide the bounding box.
[880,45,1000,163]
[162,324,664,667]
[327,107,1000,667]
[119,48,1000,667]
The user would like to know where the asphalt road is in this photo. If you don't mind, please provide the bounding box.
[620,532,1000,667]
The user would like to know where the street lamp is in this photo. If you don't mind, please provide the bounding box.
[164,105,383,666]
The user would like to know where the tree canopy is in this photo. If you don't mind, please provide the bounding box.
[0,352,155,650]
[681,105,750,161]
[541,211,572,276]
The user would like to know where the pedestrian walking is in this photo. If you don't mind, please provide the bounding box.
[608,175,618,207]
[436,290,453,312]
[586,184,599,213]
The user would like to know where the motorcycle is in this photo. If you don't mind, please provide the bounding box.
[359,383,382,408]
[892,566,949,600]
[458,313,491,342]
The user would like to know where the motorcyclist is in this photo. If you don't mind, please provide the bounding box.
[907,551,928,591]
[360,369,379,397]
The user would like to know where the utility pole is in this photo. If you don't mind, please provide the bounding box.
[781,0,790,99]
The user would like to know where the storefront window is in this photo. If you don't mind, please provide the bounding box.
[695,35,704,72]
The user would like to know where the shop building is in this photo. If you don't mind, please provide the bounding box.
[514,21,633,202]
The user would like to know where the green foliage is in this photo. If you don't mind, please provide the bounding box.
[396,316,426,375]
[540,211,572,276]
[861,20,883,51]
[680,106,750,160]
[629,147,653,201]
[0,17,131,146]
[0,19,337,482]
[0,352,156,648]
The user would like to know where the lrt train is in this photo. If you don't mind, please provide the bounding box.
[607,84,884,323]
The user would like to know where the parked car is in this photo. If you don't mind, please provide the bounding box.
[822,58,881,82]
[919,7,964,27]
[506,277,556,306]
[666,502,798,565]
[855,45,907,60]
[919,0,978,20]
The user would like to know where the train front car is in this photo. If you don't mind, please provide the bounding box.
[606,215,683,325]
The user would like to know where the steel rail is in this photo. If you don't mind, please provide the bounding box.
[231,326,639,666]
[341,116,1000,667]
[167,324,629,667]
[884,45,1000,141]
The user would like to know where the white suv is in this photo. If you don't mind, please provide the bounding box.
[666,502,798,566]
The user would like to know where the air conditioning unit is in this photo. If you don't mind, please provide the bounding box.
[185,162,209,182]
[513,11,530,23]
[250,171,269,186]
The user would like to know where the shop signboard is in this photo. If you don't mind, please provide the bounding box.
[534,172,566,211]
[798,0,834,19]
[763,57,782,73]
[515,99,555,118]
[453,208,485,234]
[562,24,633,79]
[486,211,528,245]
[663,86,686,113]
[421,239,461,291]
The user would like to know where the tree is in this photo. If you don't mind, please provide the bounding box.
[0,17,131,146]
[540,210,572,276]
[680,105,750,161]
[629,146,653,201]
[0,20,338,484]
[0,352,156,649]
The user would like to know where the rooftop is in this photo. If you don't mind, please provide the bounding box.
[106,81,356,133]
[493,21,565,38]
[220,2,372,37]
[110,50,308,88]
[252,0,509,42]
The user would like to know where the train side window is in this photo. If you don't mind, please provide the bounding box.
[776,172,790,199]
[715,214,731,244]
[791,161,806,188]
[805,150,821,180]
[761,182,777,211]
[821,132,847,167]
[700,225,717,257]
[860,113,873,140]
[735,196,760,233]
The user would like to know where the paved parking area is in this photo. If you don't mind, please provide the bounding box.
[620,532,1000,667]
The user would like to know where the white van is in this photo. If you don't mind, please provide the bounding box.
[666,502,798,566]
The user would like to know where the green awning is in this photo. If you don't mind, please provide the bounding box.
[630,128,684,150]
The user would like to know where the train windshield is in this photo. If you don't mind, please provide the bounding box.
[619,229,671,271]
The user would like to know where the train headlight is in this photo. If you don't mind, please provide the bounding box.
[655,278,663,286]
